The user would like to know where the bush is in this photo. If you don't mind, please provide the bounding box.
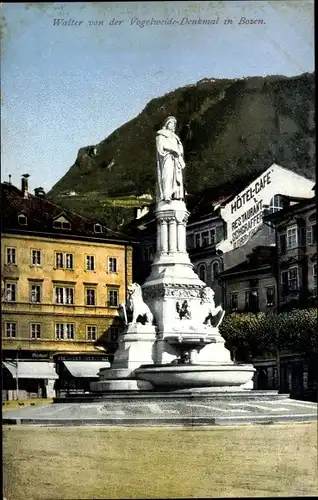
[219,309,317,362]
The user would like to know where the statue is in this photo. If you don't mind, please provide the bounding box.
[156,116,185,202]
[119,283,153,325]
[176,300,191,320]
[199,287,225,328]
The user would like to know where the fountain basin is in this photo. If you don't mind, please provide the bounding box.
[135,363,255,390]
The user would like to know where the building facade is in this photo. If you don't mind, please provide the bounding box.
[218,246,276,313]
[1,178,133,400]
[264,190,316,311]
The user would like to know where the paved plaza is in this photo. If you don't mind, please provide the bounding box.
[3,396,317,426]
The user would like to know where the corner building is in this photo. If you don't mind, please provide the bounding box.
[1,179,133,400]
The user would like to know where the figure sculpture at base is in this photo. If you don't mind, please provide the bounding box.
[199,286,225,328]
[119,282,154,325]
[156,116,185,202]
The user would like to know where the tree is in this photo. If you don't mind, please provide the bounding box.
[219,309,317,361]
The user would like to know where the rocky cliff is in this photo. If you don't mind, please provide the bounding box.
[48,72,315,226]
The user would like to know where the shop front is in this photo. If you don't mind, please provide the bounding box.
[2,350,58,401]
[54,353,110,396]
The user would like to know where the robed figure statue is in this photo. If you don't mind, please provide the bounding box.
[156,116,186,202]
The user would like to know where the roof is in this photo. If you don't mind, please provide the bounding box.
[1,182,133,243]
[264,194,316,224]
[219,245,275,279]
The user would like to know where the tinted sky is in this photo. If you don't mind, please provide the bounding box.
[1,1,314,193]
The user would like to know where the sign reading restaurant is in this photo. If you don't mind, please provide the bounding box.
[218,164,315,252]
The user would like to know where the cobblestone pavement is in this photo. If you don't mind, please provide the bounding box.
[3,397,318,425]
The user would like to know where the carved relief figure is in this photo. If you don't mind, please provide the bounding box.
[120,283,153,325]
[199,286,225,327]
[156,116,185,202]
[176,300,191,320]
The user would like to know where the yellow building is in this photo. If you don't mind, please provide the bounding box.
[1,178,133,399]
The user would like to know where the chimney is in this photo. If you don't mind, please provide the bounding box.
[34,187,45,198]
[21,174,30,199]
[8,174,11,185]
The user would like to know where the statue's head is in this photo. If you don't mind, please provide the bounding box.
[163,116,177,132]
[128,282,142,297]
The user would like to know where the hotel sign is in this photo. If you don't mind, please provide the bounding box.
[230,172,271,214]
[229,172,271,249]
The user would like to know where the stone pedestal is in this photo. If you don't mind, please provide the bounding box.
[142,199,207,364]
[90,323,156,392]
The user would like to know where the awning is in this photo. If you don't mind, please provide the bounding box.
[62,361,110,378]
[2,361,58,379]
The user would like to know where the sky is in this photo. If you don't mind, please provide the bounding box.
[1,1,314,194]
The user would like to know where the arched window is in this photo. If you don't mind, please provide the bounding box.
[211,261,220,282]
[269,195,284,214]
[198,264,207,283]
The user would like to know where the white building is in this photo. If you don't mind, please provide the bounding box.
[218,164,314,252]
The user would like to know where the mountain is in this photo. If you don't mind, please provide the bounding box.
[48,72,315,227]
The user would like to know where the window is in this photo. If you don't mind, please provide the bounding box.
[287,226,297,249]
[56,252,63,268]
[86,255,95,271]
[94,223,102,233]
[6,247,16,265]
[230,293,238,311]
[87,325,97,341]
[279,233,287,254]
[195,233,201,248]
[5,283,16,302]
[86,288,96,306]
[108,289,118,307]
[5,322,17,338]
[30,323,41,339]
[307,224,317,246]
[53,217,71,230]
[31,250,41,266]
[198,264,207,283]
[268,195,284,214]
[211,261,220,281]
[194,229,216,248]
[18,214,27,226]
[110,325,119,342]
[210,229,216,245]
[66,253,73,269]
[55,287,74,304]
[288,266,299,290]
[108,257,117,273]
[30,284,41,303]
[55,323,75,340]
[266,287,275,306]
[313,264,317,280]
[245,290,259,312]
[202,231,210,247]
[55,252,73,269]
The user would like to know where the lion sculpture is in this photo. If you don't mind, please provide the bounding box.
[199,286,225,327]
[122,282,154,325]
